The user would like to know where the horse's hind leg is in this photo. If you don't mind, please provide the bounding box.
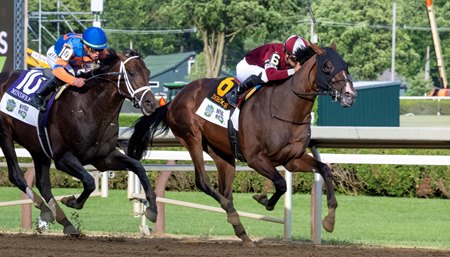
[207,148,253,247]
[0,136,66,230]
[33,156,79,235]
[285,153,337,233]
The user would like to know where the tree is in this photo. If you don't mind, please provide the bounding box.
[102,0,203,55]
[156,0,307,77]
[308,0,421,81]
[307,0,450,94]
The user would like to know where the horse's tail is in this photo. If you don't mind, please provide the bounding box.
[127,102,170,160]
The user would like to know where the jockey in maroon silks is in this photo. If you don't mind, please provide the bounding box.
[228,35,310,106]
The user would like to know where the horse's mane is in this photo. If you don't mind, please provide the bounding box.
[83,49,142,78]
[294,46,316,65]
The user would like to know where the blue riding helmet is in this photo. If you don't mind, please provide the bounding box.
[82,27,108,50]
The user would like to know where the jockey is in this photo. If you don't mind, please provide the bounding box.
[30,26,109,111]
[228,35,310,106]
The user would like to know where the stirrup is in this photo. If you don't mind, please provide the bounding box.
[227,91,240,107]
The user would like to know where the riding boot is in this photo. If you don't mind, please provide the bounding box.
[30,77,61,112]
[227,75,264,106]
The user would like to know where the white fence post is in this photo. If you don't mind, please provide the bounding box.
[284,169,292,240]
[310,146,323,244]
[133,173,141,216]
[101,172,109,197]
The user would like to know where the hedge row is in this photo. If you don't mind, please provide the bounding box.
[400,99,450,115]
[1,149,449,198]
[1,113,448,198]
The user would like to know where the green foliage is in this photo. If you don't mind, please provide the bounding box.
[27,0,450,94]
[2,148,448,198]
[400,98,450,115]
[119,113,141,127]
[405,71,433,96]
[351,164,417,197]
[328,148,450,198]
[188,52,207,80]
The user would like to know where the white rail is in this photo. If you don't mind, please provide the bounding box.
[2,126,450,243]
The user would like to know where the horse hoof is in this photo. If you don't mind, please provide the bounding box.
[241,235,255,247]
[265,205,274,211]
[322,214,335,233]
[63,225,80,236]
[145,207,157,223]
[227,212,240,226]
[252,194,268,206]
[61,196,75,206]
[61,196,83,209]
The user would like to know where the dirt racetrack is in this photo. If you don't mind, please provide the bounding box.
[1,233,449,257]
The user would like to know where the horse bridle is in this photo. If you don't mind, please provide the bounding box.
[85,55,151,110]
[292,48,351,102]
[116,55,152,109]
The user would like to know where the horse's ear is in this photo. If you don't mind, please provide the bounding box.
[330,42,337,50]
[310,43,325,56]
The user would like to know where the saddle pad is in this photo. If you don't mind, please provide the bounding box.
[195,77,239,128]
[0,70,47,126]
[196,98,231,128]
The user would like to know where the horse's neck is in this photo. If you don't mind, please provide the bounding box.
[92,83,123,113]
[270,73,316,123]
[66,82,124,120]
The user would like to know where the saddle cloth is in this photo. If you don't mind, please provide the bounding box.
[0,70,48,126]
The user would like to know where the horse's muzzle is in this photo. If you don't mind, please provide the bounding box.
[340,83,357,107]
[140,90,157,116]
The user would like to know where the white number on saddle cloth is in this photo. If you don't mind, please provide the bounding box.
[14,70,46,95]
[58,44,74,61]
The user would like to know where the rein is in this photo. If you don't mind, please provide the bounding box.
[84,71,123,83]
[269,87,311,125]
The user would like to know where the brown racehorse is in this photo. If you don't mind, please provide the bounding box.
[127,44,356,246]
[0,49,158,235]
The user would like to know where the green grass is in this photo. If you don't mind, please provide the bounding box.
[1,187,449,249]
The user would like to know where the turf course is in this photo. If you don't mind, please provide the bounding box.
[0,188,449,249]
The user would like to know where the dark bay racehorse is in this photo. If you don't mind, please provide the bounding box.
[0,49,158,235]
[127,44,356,246]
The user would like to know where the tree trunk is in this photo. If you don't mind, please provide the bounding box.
[201,30,225,78]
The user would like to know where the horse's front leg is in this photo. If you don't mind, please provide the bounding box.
[54,152,96,209]
[92,149,157,223]
[285,153,337,233]
[247,153,287,211]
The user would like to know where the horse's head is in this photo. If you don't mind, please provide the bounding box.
[311,43,356,107]
[104,49,157,115]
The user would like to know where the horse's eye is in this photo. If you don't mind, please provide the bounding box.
[323,61,334,74]
[129,71,134,76]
